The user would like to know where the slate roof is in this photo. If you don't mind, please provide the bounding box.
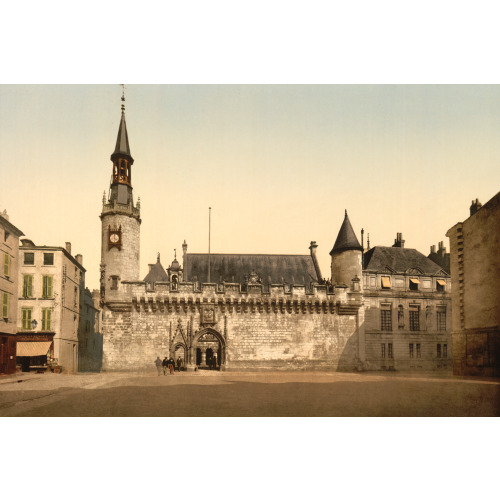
[143,256,168,284]
[363,246,447,275]
[184,253,321,285]
[330,211,362,255]
[111,111,133,161]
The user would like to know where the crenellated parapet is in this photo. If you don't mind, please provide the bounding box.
[122,280,363,315]
[100,199,141,221]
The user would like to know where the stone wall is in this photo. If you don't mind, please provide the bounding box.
[102,282,363,372]
[447,191,500,376]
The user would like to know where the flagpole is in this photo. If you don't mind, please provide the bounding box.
[208,207,211,282]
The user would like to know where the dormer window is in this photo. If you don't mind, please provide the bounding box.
[381,276,391,289]
[409,278,420,291]
[436,279,446,292]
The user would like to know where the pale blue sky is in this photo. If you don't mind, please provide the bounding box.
[1,84,500,290]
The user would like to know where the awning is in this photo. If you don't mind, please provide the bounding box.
[16,342,51,357]
[381,277,391,288]
[409,278,420,284]
[437,279,446,286]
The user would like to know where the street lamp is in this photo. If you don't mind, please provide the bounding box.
[31,319,38,330]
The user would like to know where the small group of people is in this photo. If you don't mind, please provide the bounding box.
[154,356,183,375]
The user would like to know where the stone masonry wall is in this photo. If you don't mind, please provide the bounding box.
[102,282,363,372]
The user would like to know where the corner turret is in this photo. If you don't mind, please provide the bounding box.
[330,210,363,290]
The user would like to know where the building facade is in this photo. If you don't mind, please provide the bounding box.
[446,194,500,377]
[0,210,24,374]
[362,233,452,371]
[17,240,86,372]
[100,102,451,373]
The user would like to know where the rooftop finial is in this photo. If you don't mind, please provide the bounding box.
[157,252,160,262]
[345,209,347,217]
[174,248,177,259]
[120,84,125,112]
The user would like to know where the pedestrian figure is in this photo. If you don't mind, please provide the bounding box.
[154,356,162,376]
[168,357,175,375]
[162,356,168,375]
[213,355,217,370]
[177,357,182,372]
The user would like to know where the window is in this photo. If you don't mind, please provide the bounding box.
[4,230,9,242]
[111,276,118,290]
[22,308,33,329]
[3,252,10,276]
[437,308,446,331]
[437,344,442,358]
[381,276,391,289]
[42,309,52,330]
[443,344,447,359]
[43,253,54,265]
[416,344,421,358]
[409,278,420,291]
[381,343,386,358]
[42,275,53,298]
[388,343,393,359]
[380,305,392,331]
[436,279,446,292]
[409,343,414,358]
[74,286,78,307]
[22,275,33,298]
[409,305,420,331]
[24,252,35,265]
[2,292,9,319]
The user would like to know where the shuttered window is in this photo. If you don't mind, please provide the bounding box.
[23,275,33,298]
[3,252,10,276]
[42,275,53,298]
[22,308,32,329]
[2,292,9,318]
[42,309,52,330]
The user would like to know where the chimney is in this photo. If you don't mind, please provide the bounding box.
[75,254,83,266]
[430,245,436,254]
[392,232,405,248]
[438,241,446,257]
[470,198,482,217]
[182,240,188,258]
[65,242,72,254]
[309,241,318,256]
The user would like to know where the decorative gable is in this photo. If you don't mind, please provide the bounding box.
[406,267,423,275]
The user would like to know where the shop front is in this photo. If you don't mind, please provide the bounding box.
[16,333,56,372]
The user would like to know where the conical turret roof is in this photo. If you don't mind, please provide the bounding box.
[111,111,133,161]
[330,210,362,255]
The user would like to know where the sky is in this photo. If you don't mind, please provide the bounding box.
[1,84,500,290]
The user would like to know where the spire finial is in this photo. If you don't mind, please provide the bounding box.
[157,252,160,262]
[345,209,347,217]
[174,248,177,259]
[120,84,125,112]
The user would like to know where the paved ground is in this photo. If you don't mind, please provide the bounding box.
[0,370,498,416]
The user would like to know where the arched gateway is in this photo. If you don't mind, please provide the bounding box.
[191,328,226,371]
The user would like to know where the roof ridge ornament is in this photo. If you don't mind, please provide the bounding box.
[120,84,126,112]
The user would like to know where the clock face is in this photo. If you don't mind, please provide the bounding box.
[110,233,119,243]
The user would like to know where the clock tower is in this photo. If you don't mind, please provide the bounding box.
[99,92,141,304]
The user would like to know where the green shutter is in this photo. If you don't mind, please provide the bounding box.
[43,276,53,298]
[3,252,10,276]
[2,293,8,318]
[23,275,33,298]
[42,309,52,330]
[22,308,32,329]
